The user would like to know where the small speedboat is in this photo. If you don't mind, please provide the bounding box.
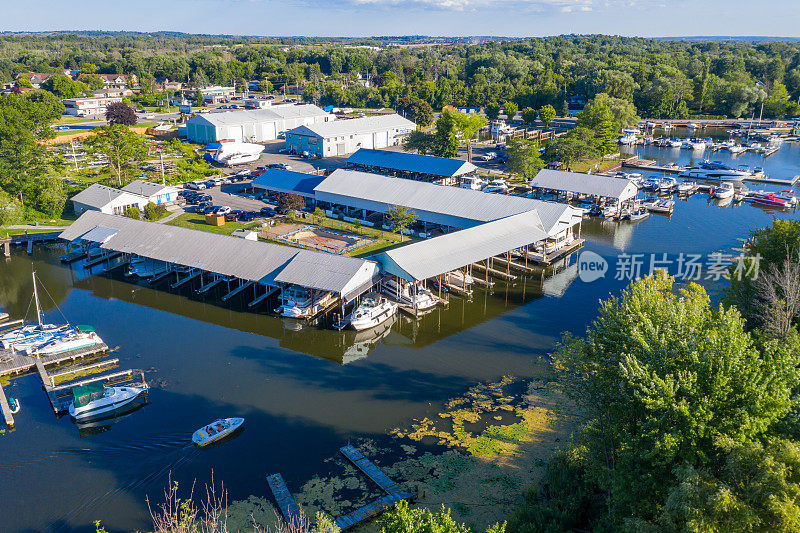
[642,198,675,214]
[658,177,678,193]
[192,418,244,447]
[677,181,697,195]
[622,207,649,221]
[8,397,20,414]
[750,193,792,208]
[483,179,509,194]
[712,182,735,199]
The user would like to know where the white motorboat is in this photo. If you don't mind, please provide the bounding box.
[69,383,148,421]
[277,286,335,318]
[618,133,637,145]
[640,178,660,190]
[213,142,263,166]
[658,177,678,193]
[192,418,244,447]
[666,138,683,148]
[712,182,735,199]
[622,207,649,221]
[679,161,750,181]
[483,179,509,194]
[460,175,486,190]
[27,328,105,356]
[642,198,675,214]
[382,278,437,311]
[349,293,398,331]
[446,270,475,290]
[677,181,697,195]
[690,140,706,151]
[728,145,747,155]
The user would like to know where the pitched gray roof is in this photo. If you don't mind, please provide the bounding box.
[287,114,416,139]
[59,212,376,296]
[121,180,179,198]
[189,104,328,127]
[313,169,581,235]
[531,169,638,201]
[274,251,380,299]
[380,211,549,281]
[70,184,146,208]
[346,148,478,178]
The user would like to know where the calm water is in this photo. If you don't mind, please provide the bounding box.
[1,131,799,532]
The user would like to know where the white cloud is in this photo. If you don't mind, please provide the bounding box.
[346,0,645,11]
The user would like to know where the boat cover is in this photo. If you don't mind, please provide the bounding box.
[72,383,104,407]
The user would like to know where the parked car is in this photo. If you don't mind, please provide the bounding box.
[213,206,232,216]
[234,169,251,177]
[238,211,256,222]
[202,204,219,214]
[186,180,207,190]
[278,147,292,154]
[260,207,277,217]
[478,152,497,161]
[225,210,242,222]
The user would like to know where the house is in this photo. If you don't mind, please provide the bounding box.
[70,184,149,216]
[185,104,333,143]
[155,78,183,91]
[15,72,64,88]
[97,74,136,89]
[91,88,133,98]
[120,180,181,205]
[284,114,416,157]
[62,96,124,117]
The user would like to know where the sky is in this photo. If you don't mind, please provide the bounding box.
[2,0,800,38]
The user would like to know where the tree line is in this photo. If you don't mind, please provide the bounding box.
[2,34,800,120]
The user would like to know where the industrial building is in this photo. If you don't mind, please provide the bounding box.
[345,148,478,185]
[185,104,333,143]
[284,114,416,157]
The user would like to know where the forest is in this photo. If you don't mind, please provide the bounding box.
[1,33,799,120]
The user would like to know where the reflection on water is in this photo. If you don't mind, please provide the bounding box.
[0,137,799,532]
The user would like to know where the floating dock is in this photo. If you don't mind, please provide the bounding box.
[0,343,109,378]
[0,382,16,427]
[266,473,303,526]
[339,445,402,494]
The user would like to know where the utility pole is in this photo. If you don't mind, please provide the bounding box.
[159,151,165,185]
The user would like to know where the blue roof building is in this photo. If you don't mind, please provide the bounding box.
[251,169,326,199]
[345,148,478,185]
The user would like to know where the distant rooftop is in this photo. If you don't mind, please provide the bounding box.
[287,114,415,139]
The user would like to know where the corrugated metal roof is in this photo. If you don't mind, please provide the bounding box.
[70,184,146,208]
[81,226,118,244]
[188,104,328,127]
[313,169,581,235]
[59,212,376,294]
[531,169,638,201]
[251,169,325,196]
[121,180,179,198]
[380,211,548,281]
[345,148,477,178]
[287,114,416,139]
[274,251,380,301]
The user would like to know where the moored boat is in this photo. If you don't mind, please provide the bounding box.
[382,278,437,311]
[69,383,149,421]
[712,182,735,199]
[349,293,398,331]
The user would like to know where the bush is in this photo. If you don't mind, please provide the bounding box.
[30,177,67,218]
[124,206,141,219]
[0,191,25,226]
[144,202,168,221]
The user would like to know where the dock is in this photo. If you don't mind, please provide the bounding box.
[0,382,16,427]
[266,473,303,526]
[268,445,413,531]
[0,342,109,378]
[471,261,517,280]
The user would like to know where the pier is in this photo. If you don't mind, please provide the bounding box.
[267,445,413,531]
[0,382,16,427]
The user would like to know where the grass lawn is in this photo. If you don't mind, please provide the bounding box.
[166,212,261,236]
[0,227,67,236]
[570,155,623,173]
[54,116,96,125]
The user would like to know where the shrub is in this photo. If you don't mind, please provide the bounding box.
[144,202,168,221]
[124,206,141,219]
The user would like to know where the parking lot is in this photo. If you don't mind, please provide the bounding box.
[216,141,347,177]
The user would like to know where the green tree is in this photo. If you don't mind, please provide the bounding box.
[521,107,537,124]
[433,110,459,158]
[86,125,147,186]
[538,104,556,127]
[451,109,488,162]
[0,190,24,225]
[124,206,141,219]
[380,501,505,533]
[30,177,67,217]
[484,103,500,121]
[144,202,168,221]
[560,100,569,118]
[259,79,273,94]
[543,127,598,169]
[403,130,436,155]
[193,88,204,106]
[506,139,543,181]
[15,75,32,88]
[764,83,791,118]
[42,75,85,99]
[385,205,417,242]
[540,274,800,528]
[503,101,518,121]
[276,192,304,215]
[79,74,105,91]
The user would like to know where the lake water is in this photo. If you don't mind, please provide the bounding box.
[1,130,799,532]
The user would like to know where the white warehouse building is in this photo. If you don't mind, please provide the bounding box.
[185,104,333,143]
[285,114,416,157]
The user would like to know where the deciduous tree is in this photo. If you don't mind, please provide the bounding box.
[86,125,147,186]
[105,101,138,126]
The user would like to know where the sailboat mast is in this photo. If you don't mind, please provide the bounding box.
[32,271,42,326]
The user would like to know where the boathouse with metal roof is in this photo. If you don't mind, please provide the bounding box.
[530,169,639,205]
[344,148,478,185]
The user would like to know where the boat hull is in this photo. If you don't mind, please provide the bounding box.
[192,417,244,446]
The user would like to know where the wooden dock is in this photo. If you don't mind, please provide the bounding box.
[745,175,799,186]
[267,473,303,526]
[334,492,412,531]
[0,343,109,378]
[0,382,16,427]
[471,261,517,280]
[339,445,402,493]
